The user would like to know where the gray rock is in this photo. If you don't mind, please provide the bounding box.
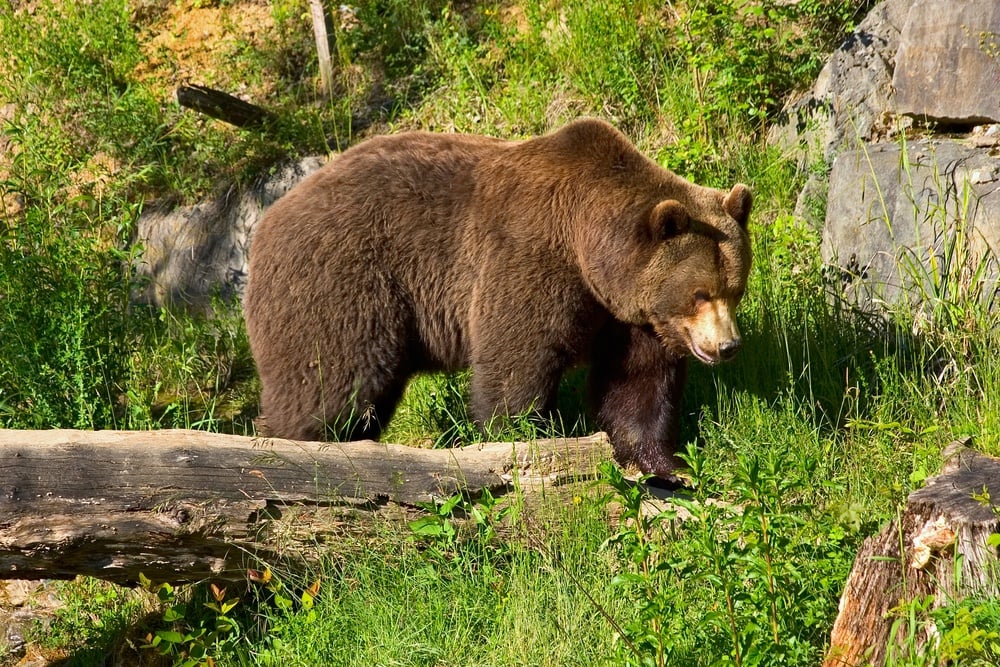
[822,140,1000,313]
[133,156,326,312]
[768,0,914,171]
[893,0,1000,125]
[0,580,63,661]
[768,0,1000,313]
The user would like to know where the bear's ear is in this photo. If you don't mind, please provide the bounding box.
[723,184,752,229]
[649,199,689,239]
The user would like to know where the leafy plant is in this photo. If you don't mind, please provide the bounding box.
[33,578,146,661]
[409,487,516,569]
[883,594,1000,667]
[674,0,867,126]
[139,576,243,667]
[601,443,855,666]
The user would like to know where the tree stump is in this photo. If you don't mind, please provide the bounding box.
[0,429,611,585]
[824,440,1000,666]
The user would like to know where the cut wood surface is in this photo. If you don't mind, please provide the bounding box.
[824,440,1000,667]
[0,429,611,585]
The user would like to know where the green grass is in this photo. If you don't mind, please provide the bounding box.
[2,0,999,665]
[240,503,626,667]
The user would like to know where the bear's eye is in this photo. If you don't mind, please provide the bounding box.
[694,290,710,305]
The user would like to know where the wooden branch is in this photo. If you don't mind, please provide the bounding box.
[0,429,610,585]
[176,85,272,128]
[824,440,1000,667]
[309,0,333,97]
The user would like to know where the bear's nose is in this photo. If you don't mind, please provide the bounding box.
[718,338,742,361]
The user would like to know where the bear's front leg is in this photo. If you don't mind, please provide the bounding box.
[467,261,589,436]
[590,322,688,481]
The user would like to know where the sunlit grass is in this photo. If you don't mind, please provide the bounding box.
[2,0,998,665]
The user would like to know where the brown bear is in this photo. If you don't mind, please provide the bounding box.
[243,118,752,479]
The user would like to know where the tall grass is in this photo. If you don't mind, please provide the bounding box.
[2,0,999,666]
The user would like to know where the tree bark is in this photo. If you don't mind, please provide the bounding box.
[0,429,610,585]
[824,440,1000,667]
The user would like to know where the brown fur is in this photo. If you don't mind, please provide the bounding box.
[244,119,752,478]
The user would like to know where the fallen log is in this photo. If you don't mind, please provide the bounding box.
[176,84,272,128]
[824,439,1000,667]
[0,429,611,585]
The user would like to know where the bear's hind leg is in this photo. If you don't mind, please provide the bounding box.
[258,378,325,441]
[260,336,410,443]
[325,374,408,442]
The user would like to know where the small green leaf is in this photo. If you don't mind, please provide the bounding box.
[409,516,444,536]
[439,493,463,515]
[611,572,646,587]
[162,605,185,622]
[156,582,175,603]
[154,629,185,645]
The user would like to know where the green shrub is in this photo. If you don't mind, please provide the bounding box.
[0,163,141,428]
[602,444,856,667]
[675,0,869,126]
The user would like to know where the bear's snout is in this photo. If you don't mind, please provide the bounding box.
[718,337,742,361]
[682,297,743,365]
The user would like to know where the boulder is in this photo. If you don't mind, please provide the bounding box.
[768,0,1000,316]
[768,0,913,171]
[822,140,1000,313]
[133,156,326,312]
[893,0,1000,125]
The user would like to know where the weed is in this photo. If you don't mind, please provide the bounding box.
[409,487,517,571]
[29,578,147,664]
[883,593,1000,666]
[674,0,868,128]
[134,570,323,667]
[140,576,243,667]
[601,443,856,666]
[0,181,141,429]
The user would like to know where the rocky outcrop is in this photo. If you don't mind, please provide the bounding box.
[768,0,912,172]
[822,141,1000,312]
[893,0,1000,125]
[133,156,326,312]
[772,0,1000,314]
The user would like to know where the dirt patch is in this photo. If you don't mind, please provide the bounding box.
[0,104,24,220]
[133,0,279,104]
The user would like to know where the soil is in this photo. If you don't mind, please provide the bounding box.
[132,0,281,104]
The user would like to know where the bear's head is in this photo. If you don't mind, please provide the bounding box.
[640,184,752,364]
[578,180,752,365]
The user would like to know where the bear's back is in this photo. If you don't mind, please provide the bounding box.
[248,131,520,372]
